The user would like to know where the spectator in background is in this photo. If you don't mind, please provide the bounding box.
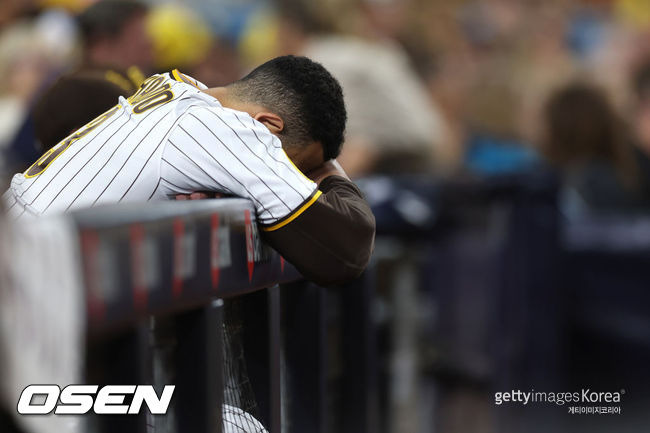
[1,0,152,173]
[274,0,448,177]
[542,82,647,212]
[22,0,154,161]
[0,7,79,173]
[629,59,650,200]
[423,0,563,176]
[78,0,152,79]
[32,71,126,152]
[146,3,242,88]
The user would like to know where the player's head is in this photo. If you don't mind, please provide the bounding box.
[228,55,346,172]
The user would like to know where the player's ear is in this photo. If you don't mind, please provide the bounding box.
[254,112,284,134]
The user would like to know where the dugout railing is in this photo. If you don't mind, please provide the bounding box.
[73,177,650,433]
[11,198,376,433]
[76,197,381,433]
[74,198,292,433]
[6,175,650,433]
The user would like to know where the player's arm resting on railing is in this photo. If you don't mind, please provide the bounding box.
[261,161,375,286]
[161,108,374,285]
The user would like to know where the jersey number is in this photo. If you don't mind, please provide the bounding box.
[24,75,175,178]
[128,75,174,114]
[24,105,120,178]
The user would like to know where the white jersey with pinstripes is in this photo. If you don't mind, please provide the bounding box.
[3,70,320,230]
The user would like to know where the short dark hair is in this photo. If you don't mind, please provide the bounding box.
[230,55,346,160]
[78,0,148,45]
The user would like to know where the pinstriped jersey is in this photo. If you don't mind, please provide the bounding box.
[4,70,320,230]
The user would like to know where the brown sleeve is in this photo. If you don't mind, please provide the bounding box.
[261,175,376,286]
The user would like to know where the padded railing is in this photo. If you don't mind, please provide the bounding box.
[71,198,302,433]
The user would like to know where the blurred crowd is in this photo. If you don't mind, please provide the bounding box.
[3,2,650,433]
[3,0,650,211]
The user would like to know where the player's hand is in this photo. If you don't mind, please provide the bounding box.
[305,159,350,185]
[174,192,222,200]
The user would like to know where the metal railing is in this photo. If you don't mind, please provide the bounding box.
[8,175,650,433]
[67,198,376,433]
[70,198,298,433]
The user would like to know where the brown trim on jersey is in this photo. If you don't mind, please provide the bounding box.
[261,175,376,286]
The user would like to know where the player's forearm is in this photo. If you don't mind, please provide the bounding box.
[262,175,375,286]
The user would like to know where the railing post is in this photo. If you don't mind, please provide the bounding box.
[86,322,151,433]
[268,285,282,433]
[174,299,224,433]
[282,281,327,433]
[340,269,379,433]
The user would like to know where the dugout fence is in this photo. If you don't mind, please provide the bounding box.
[66,177,650,433]
[0,198,378,433]
[4,175,650,433]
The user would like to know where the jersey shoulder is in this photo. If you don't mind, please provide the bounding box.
[188,103,283,148]
[169,69,208,90]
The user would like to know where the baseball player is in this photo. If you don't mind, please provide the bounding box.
[4,55,375,286]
